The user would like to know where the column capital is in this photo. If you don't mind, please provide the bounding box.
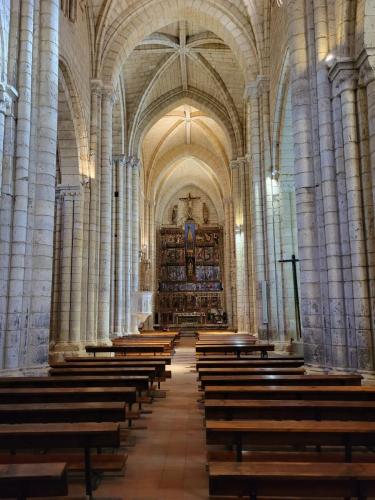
[90,79,103,97]
[230,157,247,170]
[126,156,141,170]
[329,58,358,96]
[0,82,17,117]
[56,184,82,199]
[244,75,269,100]
[357,48,375,87]
[113,155,127,167]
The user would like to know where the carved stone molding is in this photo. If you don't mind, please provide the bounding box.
[0,82,17,117]
[329,58,358,97]
[357,48,375,87]
[244,75,269,101]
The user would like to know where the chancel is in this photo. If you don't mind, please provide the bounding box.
[1,0,375,498]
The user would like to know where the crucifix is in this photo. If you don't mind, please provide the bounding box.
[179,192,200,221]
[278,254,302,340]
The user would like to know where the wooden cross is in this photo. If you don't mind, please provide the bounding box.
[179,192,200,220]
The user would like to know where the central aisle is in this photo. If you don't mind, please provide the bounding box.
[97,337,208,499]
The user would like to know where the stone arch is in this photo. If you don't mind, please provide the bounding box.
[147,144,230,201]
[131,89,241,160]
[58,59,90,182]
[95,0,259,85]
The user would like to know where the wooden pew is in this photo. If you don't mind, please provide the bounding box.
[0,375,150,396]
[196,354,303,361]
[204,385,375,400]
[0,463,68,499]
[196,344,275,359]
[204,399,375,421]
[209,461,375,499]
[200,374,363,389]
[196,359,304,368]
[0,422,120,497]
[51,361,171,385]
[65,355,172,365]
[0,386,137,408]
[205,419,375,462]
[0,402,126,424]
[49,367,156,387]
[198,367,305,378]
[85,345,167,356]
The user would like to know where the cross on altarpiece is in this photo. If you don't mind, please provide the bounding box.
[179,192,200,220]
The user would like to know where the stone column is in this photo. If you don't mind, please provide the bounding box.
[131,158,140,333]
[97,86,114,343]
[313,0,346,368]
[86,80,102,343]
[330,59,373,370]
[223,198,234,327]
[123,157,133,333]
[228,198,238,330]
[245,81,266,337]
[58,188,74,343]
[27,0,59,367]
[286,0,322,364]
[69,188,84,344]
[113,155,125,335]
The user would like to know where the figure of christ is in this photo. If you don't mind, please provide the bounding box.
[179,192,200,221]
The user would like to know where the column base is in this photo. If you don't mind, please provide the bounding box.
[49,341,85,363]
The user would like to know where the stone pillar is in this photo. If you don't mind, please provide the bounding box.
[97,86,114,343]
[131,157,140,333]
[69,188,84,344]
[228,198,238,330]
[330,59,373,370]
[313,0,346,368]
[86,80,102,343]
[123,157,133,333]
[113,155,125,335]
[286,0,322,364]
[245,81,266,337]
[27,0,59,367]
[223,198,234,327]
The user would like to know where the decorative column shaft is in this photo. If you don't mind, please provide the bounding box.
[86,80,102,343]
[3,0,35,368]
[97,87,114,343]
[331,60,373,370]
[124,158,133,333]
[27,0,59,367]
[113,156,125,335]
[286,0,322,363]
[131,158,140,333]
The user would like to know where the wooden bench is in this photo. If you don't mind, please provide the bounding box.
[204,399,375,421]
[200,374,363,389]
[196,359,304,368]
[0,402,127,424]
[198,367,305,378]
[86,345,167,356]
[65,355,172,365]
[0,463,68,499]
[204,385,375,401]
[206,419,375,462]
[49,367,156,388]
[0,375,150,397]
[0,386,137,408]
[208,461,375,499]
[0,422,120,497]
[51,361,171,386]
[196,344,275,359]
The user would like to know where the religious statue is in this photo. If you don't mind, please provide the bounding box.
[179,192,200,221]
[171,205,178,225]
[203,202,209,224]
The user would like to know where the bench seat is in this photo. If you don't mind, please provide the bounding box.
[0,463,68,499]
[209,461,375,499]
[0,453,127,473]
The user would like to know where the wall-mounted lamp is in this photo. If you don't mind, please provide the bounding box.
[325,53,336,68]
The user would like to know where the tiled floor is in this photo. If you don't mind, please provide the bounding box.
[72,337,208,499]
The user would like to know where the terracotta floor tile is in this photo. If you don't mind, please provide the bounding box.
[72,338,210,500]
